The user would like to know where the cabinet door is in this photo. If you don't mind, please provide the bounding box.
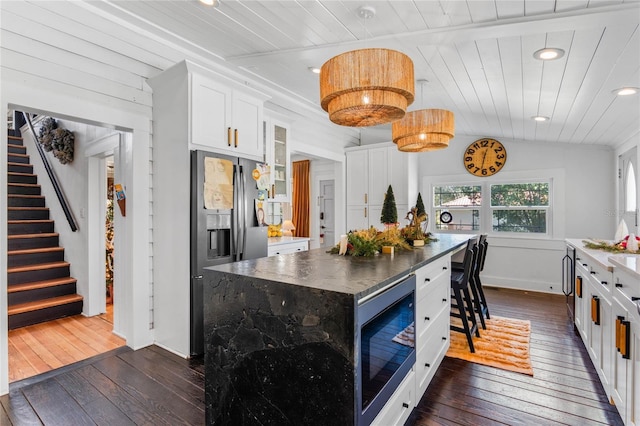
[368,147,388,206]
[269,121,289,199]
[347,205,369,232]
[191,74,231,149]
[346,150,368,206]
[611,297,629,419]
[388,148,409,206]
[232,90,264,159]
[629,316,639,426]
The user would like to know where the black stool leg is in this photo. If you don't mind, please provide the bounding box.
[462,286,480,337]
[452,286,475,353]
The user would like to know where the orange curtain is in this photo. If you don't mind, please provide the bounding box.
[292,160,310,237]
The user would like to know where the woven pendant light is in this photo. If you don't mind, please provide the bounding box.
[320,48,415,127]
[392,109,455,152]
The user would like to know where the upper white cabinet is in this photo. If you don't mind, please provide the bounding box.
[346,143,416,231]
[191,72,266,159]
[264,116,290,200]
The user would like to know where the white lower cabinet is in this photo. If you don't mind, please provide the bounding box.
[575,260,590,341]
[371,369,416,426]
[372,254,451,426]
[611,266,640,426]
[267,238,309,257]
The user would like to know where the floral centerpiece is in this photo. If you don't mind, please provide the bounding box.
[582,235,640,254]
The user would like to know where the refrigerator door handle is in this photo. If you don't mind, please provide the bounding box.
[239,165,248,259]
[233,164,240,261]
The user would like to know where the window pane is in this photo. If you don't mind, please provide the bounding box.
[433,185,482,207]
[491,183,549,207]
[626,163,636,212]
[493,210,547,233]
[435,209,480,231]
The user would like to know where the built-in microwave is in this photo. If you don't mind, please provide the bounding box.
[356,274,416,425]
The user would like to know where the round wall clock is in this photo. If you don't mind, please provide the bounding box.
[440,211,453,224]
[463,138,507,177]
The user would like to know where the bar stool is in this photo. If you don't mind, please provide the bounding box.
[450,243,479,353]
[474,234,490,320]
[453,237,487,330]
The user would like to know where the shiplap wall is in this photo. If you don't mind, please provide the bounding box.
[0,0,356,393]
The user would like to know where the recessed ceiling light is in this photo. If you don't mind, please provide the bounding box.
[533,48,565,61]
[532,116,549,122]
[308,67,321,74]
[613,87,639,96]
[199,0,220,7]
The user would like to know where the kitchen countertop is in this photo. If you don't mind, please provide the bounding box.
[567,238,640,278]
[608,254,640,279]
[566,239,615,272]
[208,233,473,300]
[268,236,310,245]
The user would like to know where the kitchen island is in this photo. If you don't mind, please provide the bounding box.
[203,233,472,425]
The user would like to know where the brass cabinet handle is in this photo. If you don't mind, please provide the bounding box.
[227,127,232,147]
[591,296,600,325]
[364,193,368,204]
[576,276,582,298]
[364,207,367,218]
[234,128,239,147]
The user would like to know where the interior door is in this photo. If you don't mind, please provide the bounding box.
[320,179,335,247]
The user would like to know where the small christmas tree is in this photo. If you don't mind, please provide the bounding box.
[416,192,426,218]
[380,185,398,226]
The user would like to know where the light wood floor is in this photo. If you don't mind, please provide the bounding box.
[8,304,124,383]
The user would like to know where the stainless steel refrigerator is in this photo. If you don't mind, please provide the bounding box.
[190,150,268,356]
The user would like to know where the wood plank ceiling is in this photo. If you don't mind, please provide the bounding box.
[98,0,639,147]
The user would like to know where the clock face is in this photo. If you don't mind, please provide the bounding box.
[463,138,507,177]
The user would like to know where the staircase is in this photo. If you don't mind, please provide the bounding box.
[7,130,83,329]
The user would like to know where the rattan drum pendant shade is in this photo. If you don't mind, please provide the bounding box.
[320,48,415,127]
[392,109,455,152]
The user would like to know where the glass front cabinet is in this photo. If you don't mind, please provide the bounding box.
[264,116,290,200]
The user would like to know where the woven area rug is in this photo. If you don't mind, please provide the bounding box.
[446,315,534,376]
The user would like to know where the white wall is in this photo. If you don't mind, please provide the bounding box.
[418,135,616,293]
[0,0,356,393]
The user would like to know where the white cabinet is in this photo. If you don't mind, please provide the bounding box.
[267,237,308,257]
[371,368,416,426]
[611,266,640,426]
[146,60,269,356]
[264,117,290,200]
[192,72,265,159]
[346,143,415,231]
[575,257,590,341]
[585,259,613,397]
[414,255,450,397]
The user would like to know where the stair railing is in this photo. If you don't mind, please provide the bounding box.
[23,113,78,232]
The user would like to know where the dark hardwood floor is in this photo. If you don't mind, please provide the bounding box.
[410,287,624,426]
[0,287,623,425]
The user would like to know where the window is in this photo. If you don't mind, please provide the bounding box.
[432,181,551,235]
[625,162,636,213]
[433,185,481,231]
[490,183,549,233]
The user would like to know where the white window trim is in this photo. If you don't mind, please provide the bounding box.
[424,168,565,240]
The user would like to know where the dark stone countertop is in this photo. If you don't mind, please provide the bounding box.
[206,233,474,300]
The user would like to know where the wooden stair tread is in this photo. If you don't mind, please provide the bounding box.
[8,261,70,274]
[9,246,63,256]
[9,152,28,158]
[8,172,36,177]
[8,294,83,316]
[8,232,58,240]
[8,207,49,211]
[8,194,44,199]
[8,183,40,188]
[8,162,31,166]
[8,143,25,148]
[8,277,77,293]
[8,135,23,141]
